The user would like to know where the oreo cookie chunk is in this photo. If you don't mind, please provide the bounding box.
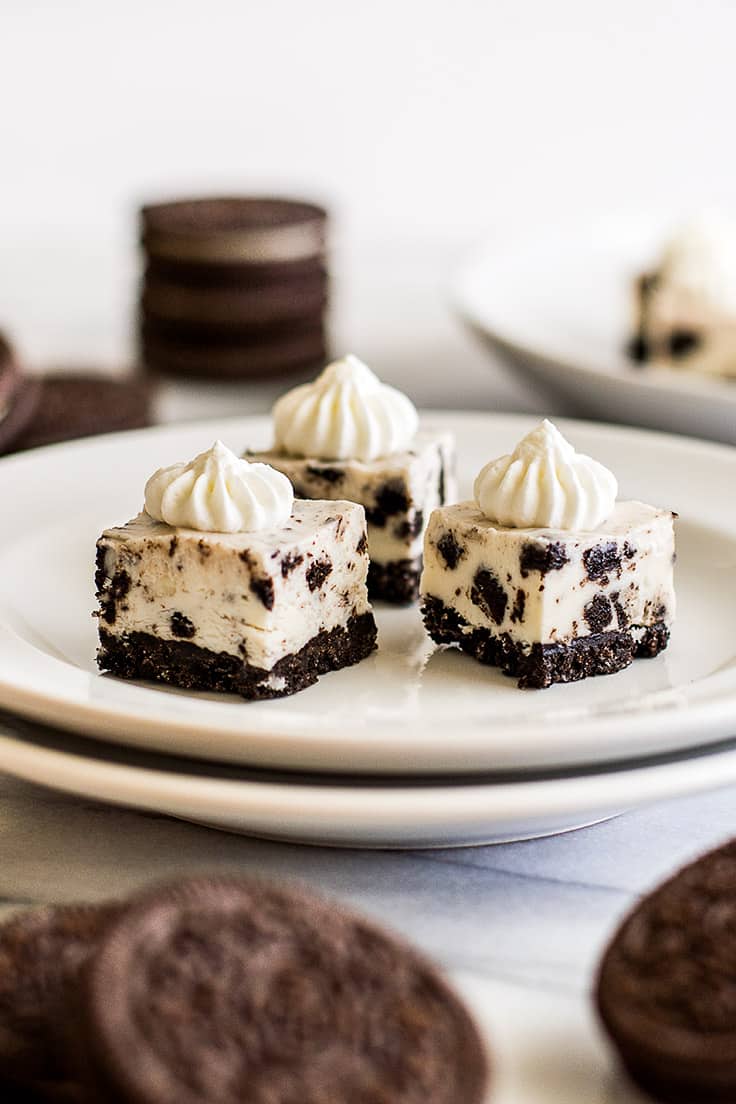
[12,374,153,451]
[0,903,118,1094]
[596,839,736,1102]
[80,876,489,1104]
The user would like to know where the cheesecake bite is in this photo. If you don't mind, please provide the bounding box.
[421,421,676,689]
[95,441,377,700]
[245,354,455,603]
[629,213,736,378]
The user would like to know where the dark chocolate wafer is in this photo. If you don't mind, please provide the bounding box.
[12,374,153,451]
[142,197,327,265]
[141,270,328,329]
[81,876,489,1104]
[0,374,41,454]
[0,331,19,402]
[144,254,326,288]
[0,331,42,453]
[0,903,119,1093]
[596,839,736,1102]
[141,326,327,379]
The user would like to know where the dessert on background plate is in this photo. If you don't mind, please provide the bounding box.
[95,440,377,700]
[421,420,676,689]
[629,212,736,378]
[246,353,456,603]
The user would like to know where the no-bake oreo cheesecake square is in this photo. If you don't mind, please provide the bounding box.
[421,421,676,689]
[245,355,455,604]
[95,442,377,700]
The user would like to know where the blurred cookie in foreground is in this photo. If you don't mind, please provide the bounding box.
[0,331,41,454]
[0,902,119,1098]
[629,213,736,378]
[596,838,736,1102]
[139,196,330,381]
[80,875,489,1104]
[12,374,153,451]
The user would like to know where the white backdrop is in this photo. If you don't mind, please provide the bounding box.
[2,0,735,407]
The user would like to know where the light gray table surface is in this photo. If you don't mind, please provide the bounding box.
[2,311,733,1103]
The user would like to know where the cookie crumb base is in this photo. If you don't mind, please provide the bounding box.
[98,611,377,700]
[422,596,669,689]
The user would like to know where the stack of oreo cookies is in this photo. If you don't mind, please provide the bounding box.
[139,197,330,380]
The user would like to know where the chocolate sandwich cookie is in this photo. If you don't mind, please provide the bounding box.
[141,197,327,266]
[596,839,736,1102]
[80,876,489,1104]
[141,270,328,330]
[141,326,328,379]
[13,374,153,451]
[0,374,41,454]
[144,253,327,288]
[0,331,18,394]
[0,332,41,454]
[0,903,118,1095]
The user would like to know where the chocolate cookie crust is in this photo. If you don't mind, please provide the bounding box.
[81,876,489,1104]
[97,611,377,700]
[596,840,736,1102]
[422,595,669,689]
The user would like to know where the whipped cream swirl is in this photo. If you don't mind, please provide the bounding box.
[658,212,736,313]
[474,420,617,530]
[144,440,293,533]
[272,354,419,462]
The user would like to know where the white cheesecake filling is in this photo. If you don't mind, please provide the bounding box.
[246,430,456,567]
[97,500,371,671]
[421,500,675,647]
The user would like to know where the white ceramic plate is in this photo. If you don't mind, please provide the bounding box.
[454,213,736,444]
[1,412,735,775]
[3,711,736,847]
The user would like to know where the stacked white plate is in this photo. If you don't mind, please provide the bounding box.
[1,412,735,847]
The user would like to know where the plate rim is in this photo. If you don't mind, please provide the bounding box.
[3,715,736,846]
